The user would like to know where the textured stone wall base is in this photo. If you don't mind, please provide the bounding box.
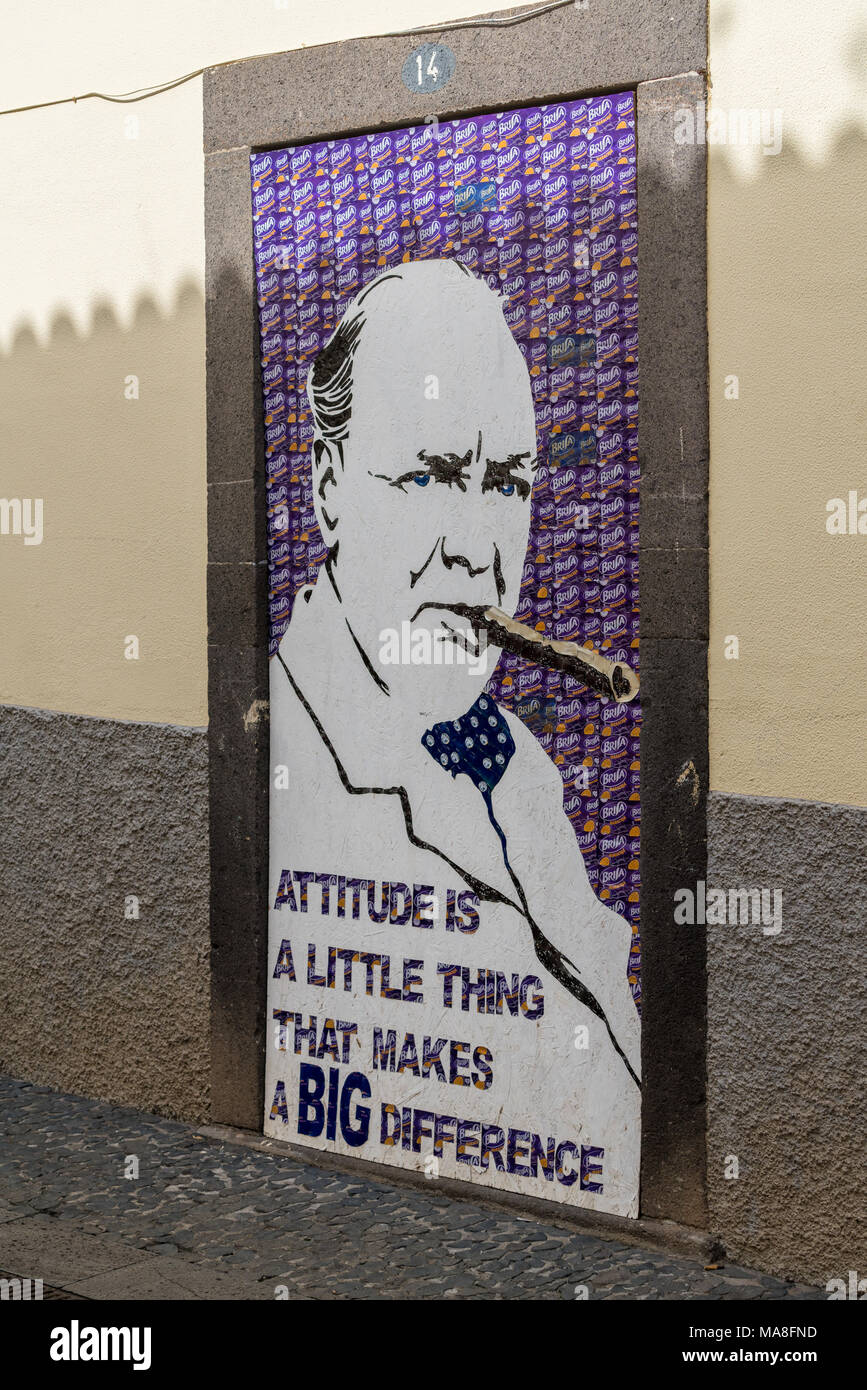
[0,706,210,1122]
[707,790,867,1286]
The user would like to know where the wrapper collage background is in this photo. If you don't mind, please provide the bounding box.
[250,92,642,1006]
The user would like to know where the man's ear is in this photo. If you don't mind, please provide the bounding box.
[311,436,343,538]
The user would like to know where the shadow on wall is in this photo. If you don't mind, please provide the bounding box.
[0,279,208,728]
[0,280,211,1123]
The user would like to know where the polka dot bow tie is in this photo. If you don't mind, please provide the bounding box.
[422,694,516,796]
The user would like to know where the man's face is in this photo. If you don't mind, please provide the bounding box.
[317,275,537,719]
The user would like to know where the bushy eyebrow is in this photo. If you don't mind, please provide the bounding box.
[388,449,473,492]
[372,448,538,494]
[482,452,534,498]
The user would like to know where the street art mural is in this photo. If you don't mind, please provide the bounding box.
[251,95,642,1215]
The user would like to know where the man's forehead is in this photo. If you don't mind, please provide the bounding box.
[354,281,526,378]
[378,402,535,460]
[412,426,535,464]
[351,327,533,441]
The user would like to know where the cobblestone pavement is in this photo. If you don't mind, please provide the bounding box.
[0,1078,822,1301]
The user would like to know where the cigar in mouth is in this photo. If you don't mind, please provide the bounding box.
[420,603,640,704]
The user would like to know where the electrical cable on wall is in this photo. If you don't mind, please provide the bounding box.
[0,0,575,117]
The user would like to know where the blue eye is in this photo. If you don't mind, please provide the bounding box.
[413,472,430,487]
[499,482,515,497]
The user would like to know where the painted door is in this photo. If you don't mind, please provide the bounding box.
[251,94,641,1216]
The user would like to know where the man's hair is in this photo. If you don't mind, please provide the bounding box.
[307,261,478,446]
[306,304,366,445]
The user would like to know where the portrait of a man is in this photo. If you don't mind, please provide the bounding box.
[267,257,640,1215]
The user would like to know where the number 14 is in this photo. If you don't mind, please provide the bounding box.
[417,49,439,84]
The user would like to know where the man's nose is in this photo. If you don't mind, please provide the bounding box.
[439,534,495,580]
[438,533,506,603]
